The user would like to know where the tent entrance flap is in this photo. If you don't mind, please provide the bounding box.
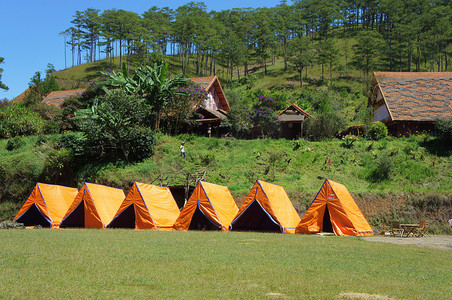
[60,201,85,228]
[108,205,135,229]
[15,204,51,227]
[322,205,334,233]
[231,200,281,232]
[188,206,221,231]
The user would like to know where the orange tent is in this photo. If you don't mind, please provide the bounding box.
[14,183,78,228]
[173,181,238,231]
[107,182,180,230]
[295,179,373,236]
[59,183,125,228]
[230,180,300,233]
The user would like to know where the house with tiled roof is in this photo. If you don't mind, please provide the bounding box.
[277,103,313,139]
[369,72,452,134]
[190,76,229,137]
[41,89,86,108]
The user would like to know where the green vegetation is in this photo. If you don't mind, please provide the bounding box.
[1,133,450,233]
[0,230,450,299]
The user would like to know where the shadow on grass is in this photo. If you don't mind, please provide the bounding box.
[83,62,119,81]
[422,138,452,157]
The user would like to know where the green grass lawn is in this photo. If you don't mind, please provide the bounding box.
[1,230,450,299]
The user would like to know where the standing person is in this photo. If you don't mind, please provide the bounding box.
[180,142,185,158]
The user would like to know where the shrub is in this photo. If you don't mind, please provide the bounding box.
[201,152,216,166]
[43,120,60,134]
[79,90,156,163]
[342,134,359,148]
[248,95,279,137]
[368,155,393,182]
[435,119,452,142]
[0,104,46,137]
[304,112,346,140]
[35,135,48,146]
[367,121,388,140]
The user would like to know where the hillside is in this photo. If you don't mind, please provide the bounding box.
[1,133,451,233]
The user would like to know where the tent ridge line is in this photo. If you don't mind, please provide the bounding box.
[199,182,223,228]
[196,198,221,230]
[136,182,156,227]
[37,183,53,224]
[14,184,40,222]
[60,188,85,226]
[84,183,103,227]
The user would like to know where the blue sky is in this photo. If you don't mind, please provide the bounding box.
[0,0,286,100]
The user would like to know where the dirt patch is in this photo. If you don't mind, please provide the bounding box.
[266,292,286,298]
[338,292,393,299]
[363,235,452,250]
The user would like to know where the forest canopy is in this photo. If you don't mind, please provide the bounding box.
[60,0,451,80]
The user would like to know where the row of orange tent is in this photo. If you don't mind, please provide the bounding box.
[13,179,374,236]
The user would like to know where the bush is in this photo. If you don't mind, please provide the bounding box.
[368,155,393,182]
[435,119,452,142]
[367,121,388,140]
[126,127,157,162]
[43,120,61,134]
[79,90,156,163]
[6,137,25,151]
[304,112,346,140]
[0,104,46,138]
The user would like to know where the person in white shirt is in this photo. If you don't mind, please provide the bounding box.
[180,142,185,158]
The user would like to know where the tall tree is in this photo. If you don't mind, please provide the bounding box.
[172,2,208,75]
[288,36,314,87]
[352,30,383,90]
[317,38,339,89]
[142,7,174,55]
[252,8,274,78]
[274,1,294,71]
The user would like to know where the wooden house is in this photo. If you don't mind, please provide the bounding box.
[277,103,313,139]
[369,72,452,135]
[191,76,229,137]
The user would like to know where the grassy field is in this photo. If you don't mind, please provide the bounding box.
[0,230,450,299]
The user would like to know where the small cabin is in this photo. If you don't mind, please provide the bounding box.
[277,103,313,139]
[191,76,230,137]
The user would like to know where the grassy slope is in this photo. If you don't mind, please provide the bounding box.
[1,230,450,299]
[53,36,366,92]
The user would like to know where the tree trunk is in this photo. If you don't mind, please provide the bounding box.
[210,53,213,75]
[300,68,303,87]
[416,45,420,72]
[329,62,333,89]
[408,46,412,72]
[119,40,122,67]
[230,59,233,90]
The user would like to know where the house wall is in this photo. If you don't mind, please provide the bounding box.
[280,122,303,139]
[374,105,391,122]
[388,121,436,136]
[203,86,222,110]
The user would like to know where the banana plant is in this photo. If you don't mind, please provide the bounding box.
[100,60,188,131]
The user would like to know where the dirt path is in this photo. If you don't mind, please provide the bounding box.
[363,235,452,250]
